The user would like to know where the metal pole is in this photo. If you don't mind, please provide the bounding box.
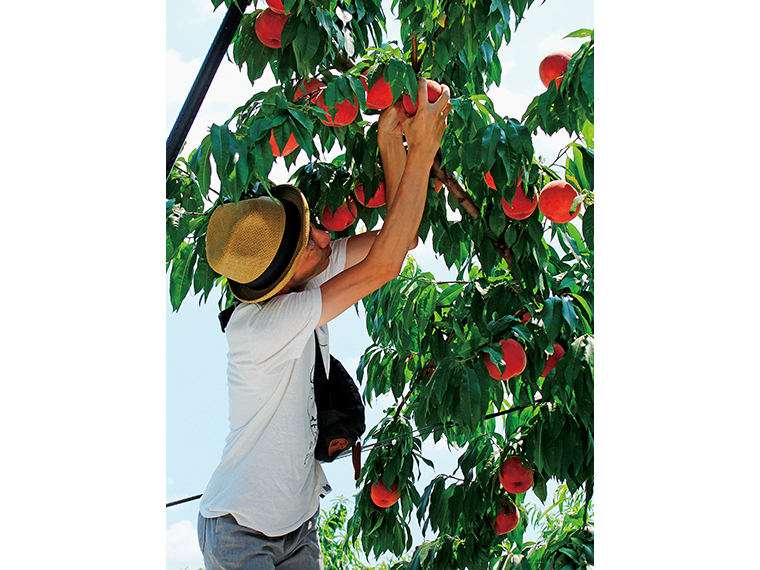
[166,0,253,179]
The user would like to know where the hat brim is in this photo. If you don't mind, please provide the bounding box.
[228,185,310,304]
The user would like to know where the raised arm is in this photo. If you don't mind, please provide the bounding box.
[318,78,452,327]
[343,100,413,269]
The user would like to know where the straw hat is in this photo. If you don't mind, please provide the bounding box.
[206,185,310,303]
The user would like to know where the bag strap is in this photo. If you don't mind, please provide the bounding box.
[313,331,329,409]
[218,299,242,333]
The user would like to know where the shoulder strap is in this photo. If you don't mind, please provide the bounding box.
[314,331,330,408]
[218,299,242,333]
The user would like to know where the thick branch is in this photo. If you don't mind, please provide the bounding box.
[430,154,480,219]
[430,154,515,268]
[411,34,419,73]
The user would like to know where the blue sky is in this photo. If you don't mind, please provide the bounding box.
[165,1,593,568]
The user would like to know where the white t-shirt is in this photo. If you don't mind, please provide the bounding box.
[199,238,348,536]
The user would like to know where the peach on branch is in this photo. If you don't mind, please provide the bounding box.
[361,70,394,111]
[269,130,298,157]
[354,180,386,208]
[538,180,582,223]
[402,79,442,116]
[484,338,527,381]
[254,8,289,49]
[370,479,401,508]
[491,502,520,535]
[320,199,358,232]
[314,90,360,127]
[293,78,325,103]
[498,456,534,494]
[541,342,565,377]
[539,50,573,88]
[500,177,537,220]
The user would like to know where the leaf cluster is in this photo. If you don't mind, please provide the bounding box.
[522,30,594,140]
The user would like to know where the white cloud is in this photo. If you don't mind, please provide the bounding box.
[488,86,534,122]
[166,520,203,569]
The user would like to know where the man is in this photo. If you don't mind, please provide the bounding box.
[196,77,451,570]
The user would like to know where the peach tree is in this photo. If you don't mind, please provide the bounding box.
[166,0,594,568]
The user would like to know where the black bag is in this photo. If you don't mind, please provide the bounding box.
[313,332,366,463]
[219,306,365,464]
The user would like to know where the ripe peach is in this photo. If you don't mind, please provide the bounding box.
[402,79,442,116]
[314,90,360,127]
[320,199,358,232]
[433,179,442,193]
[500,177,537,220]
[484,171,497,190]
[541,342,565,377]
[370,480,401,508]
[269,130,298,157]
[255,8,289,49]
[492,502,520,535]
[361,70,394,110]
[498,456,534,494]
[293,78,325,103]
[539,51,572,89]
[538,180,581,223]
[266,0,286,14]
[354,180,386,208]
[484,338,527,381]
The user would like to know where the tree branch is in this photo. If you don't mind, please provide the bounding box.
[416,18,447,71]
[430,153,480,219]
[430,154,515,268]
[393,358,436,421]
[411,34,419,73]
[170,164,221,198]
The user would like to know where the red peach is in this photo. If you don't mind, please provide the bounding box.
[539,51,573,89]
[538,180,582,224]
[484,339,527,381]
[254,8,289,49]
[320,199,358,232]
[370,480,401,508]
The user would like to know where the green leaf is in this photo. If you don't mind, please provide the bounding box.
[169,242,195,311]
[481,123,503,171]
[582,203,594,250]
[188,136,212,194]
[541,297,563,343]
[489,204,507,237]
[564,28,594,39]
[561,297,578,334]
[459,369,483,432]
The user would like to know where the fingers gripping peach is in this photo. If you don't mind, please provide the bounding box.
[398,78,452,160]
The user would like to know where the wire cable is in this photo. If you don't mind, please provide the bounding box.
[166,400,542,507]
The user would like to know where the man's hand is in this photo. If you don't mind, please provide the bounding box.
[377,100,406,144]
[399,77,452,161]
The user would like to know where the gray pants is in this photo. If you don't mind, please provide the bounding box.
[197,510,323,570]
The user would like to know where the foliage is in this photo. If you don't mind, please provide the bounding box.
[320,498,400,569]
[167,0,594,568]
[497,484,594,570]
